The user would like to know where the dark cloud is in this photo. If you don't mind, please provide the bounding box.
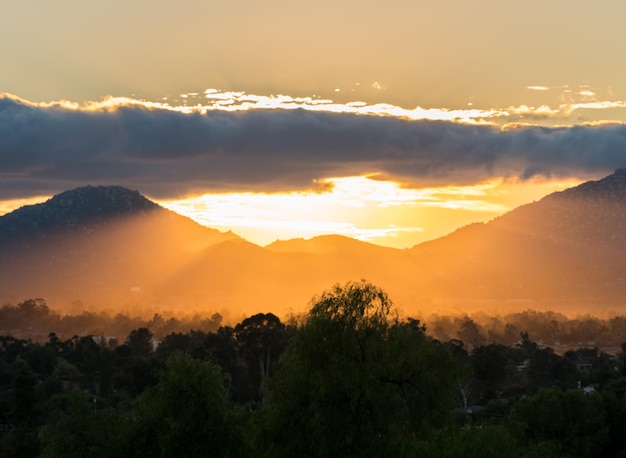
[1,95,626,199]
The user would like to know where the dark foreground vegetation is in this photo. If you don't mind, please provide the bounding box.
[2,282,626,457]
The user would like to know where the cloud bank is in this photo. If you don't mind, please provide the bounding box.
[1,93,626,199]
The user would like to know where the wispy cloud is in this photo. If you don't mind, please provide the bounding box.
[1,91,626,200]
[159,176,433,246]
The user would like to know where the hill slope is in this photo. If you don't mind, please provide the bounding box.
[410,169,626,311]
[1,173,626,317]
[0,186,240,312]
[158,234,422,315]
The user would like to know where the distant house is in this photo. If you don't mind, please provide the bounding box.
[91,335,118,347]
[574,355,597,373]
[515,359,530,371]
[583,386,596,395]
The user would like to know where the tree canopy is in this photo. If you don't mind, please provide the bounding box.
[262,280,459,457]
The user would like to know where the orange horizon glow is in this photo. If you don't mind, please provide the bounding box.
[157,175,582,249]
[0,176,583,250]
[0,195,51,215]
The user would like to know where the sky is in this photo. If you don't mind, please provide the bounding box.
[2,0,626,248]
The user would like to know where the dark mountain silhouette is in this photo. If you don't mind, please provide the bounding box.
[1,172,626,317]
[0,186,240,312]
[410,169,626,312]
[0,185,158,240]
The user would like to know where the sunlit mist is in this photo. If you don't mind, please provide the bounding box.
[157,175,580,248]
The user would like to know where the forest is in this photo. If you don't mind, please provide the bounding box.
[2,281,626,457]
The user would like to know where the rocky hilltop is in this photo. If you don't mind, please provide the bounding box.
[0,185,239,312]
[0,186,159,241]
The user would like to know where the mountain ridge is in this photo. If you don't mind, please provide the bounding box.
[410,169,626,308]
[266,234,404,254]
[0,185,242,312]
[0,185,160,241]
[1,171,625,316]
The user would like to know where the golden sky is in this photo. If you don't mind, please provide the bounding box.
[1,1,626,247]
[157,175,580,248]
[3,1,626,110]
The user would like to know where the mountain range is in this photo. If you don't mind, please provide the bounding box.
[1,172,626,318]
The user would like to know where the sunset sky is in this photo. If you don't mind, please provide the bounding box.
[2,1,626,247]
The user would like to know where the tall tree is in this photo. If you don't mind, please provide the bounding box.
[234,313,290,404]
[262,280,459,457]
[125,328,153,358]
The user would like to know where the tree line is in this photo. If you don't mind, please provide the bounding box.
[0,298,225,343]
[3,297,626,353]
[1,281,626,456]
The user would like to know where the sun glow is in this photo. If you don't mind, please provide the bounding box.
[0,176,582,250]
[0,196,51,215]
[157,176,573,249]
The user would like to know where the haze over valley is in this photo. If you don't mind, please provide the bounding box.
[2,171,625,319]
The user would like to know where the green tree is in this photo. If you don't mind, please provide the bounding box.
[510,387,609,457]
[1,358,42,457]
[415,425,560,458]
[527,347,577,393]
[39,394,123,458]
[155,330,208,360]
[125,352,245,457]
[234,312,290,404]
[470,344,516,402]
[262,280,459,457]
[125,328,154,358]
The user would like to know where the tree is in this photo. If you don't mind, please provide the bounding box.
[124,352,245,457]
[621,342,626,376]
[1,358,42,457]
[457,317,486,350]
[510,387,609,457]
[9,358,40,427]
[448,339,475,413]
[262,280,459,457]
[125,328,153,358]
[527,347,577,393]
[470,344,511,401]
[155,329,212,362]
[202,326,247,402]
[39,394,124,458]
[414,424,561,458]
[234,313,290,404]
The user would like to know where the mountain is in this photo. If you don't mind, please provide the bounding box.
[0,186,240,312]
[0,185,159,242]
[1,172,626,317]
[158,234,422,316]
[410,169,626,311]
[266,234,397,255]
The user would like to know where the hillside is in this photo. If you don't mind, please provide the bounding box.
[410,169,626,311]
[0,186,240,311]
[1,173,626,317]
[157,235,422,315]
[0,185,159,241]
